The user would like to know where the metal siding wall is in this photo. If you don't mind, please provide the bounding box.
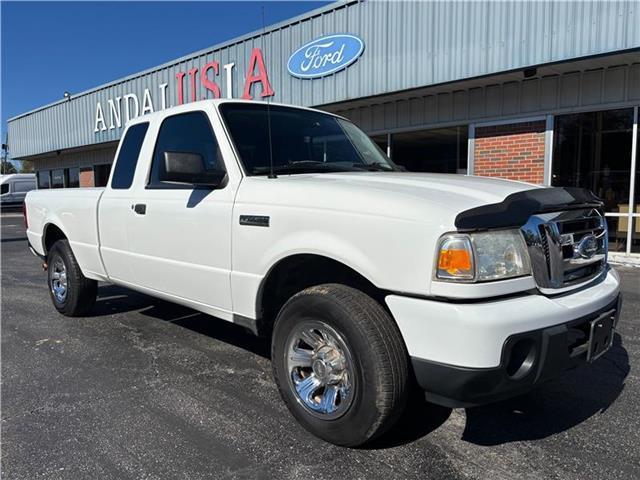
[34,143,118,171]
[8,0,640,158]
[332,64,640,134]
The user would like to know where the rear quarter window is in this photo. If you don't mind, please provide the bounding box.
[111,123,149,189]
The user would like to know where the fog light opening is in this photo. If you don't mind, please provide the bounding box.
[506,339,536,380]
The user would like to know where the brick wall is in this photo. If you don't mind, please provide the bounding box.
[474,121,546,184]
[79,168,94,187]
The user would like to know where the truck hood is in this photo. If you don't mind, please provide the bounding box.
[238,171,542,227]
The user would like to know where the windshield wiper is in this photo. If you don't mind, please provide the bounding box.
[253,161,354,176]
[351,163,395,172]
[253,160,398,176]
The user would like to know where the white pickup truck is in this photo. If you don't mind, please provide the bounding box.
[25,100,621,446]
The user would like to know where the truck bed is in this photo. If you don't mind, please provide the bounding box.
[25,188,107,280]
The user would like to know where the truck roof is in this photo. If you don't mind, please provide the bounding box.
[126,99,343,128]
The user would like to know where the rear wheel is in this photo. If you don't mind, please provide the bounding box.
[272,283,409,446]
[47,239,97,316]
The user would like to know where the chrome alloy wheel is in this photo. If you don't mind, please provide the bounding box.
[50,257,68,303]
[285,320,355,419]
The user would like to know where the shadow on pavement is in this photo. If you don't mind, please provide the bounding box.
[1,236,27,243]
[92,284,630,449]
[462,333,629,446]
[366,390,453,449]
[94,284,271,358]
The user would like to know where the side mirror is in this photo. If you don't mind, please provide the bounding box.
[160,151,226,187]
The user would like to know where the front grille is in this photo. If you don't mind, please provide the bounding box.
[521,208,607,293]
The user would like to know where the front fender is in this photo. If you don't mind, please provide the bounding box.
[230,207,438,319]
[260,230,381,288]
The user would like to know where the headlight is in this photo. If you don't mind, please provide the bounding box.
[435,229,531,282]
[471,230,531,281]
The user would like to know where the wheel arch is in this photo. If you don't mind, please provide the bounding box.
[42,222,69,256]
[256,253,389,333]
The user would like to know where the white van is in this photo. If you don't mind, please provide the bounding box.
[1,173,37,206]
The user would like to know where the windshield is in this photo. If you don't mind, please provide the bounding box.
[219,103,397,176]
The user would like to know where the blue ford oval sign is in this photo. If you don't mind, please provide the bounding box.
[287,34,364,79]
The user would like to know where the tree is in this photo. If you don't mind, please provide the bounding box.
[18,160,34,173]
[1,161,17,174]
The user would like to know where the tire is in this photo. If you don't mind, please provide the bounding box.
[271,283,409,447]
[47,239,97,316]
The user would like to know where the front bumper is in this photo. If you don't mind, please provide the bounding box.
[412,296,621,407]
[385,268,621,407]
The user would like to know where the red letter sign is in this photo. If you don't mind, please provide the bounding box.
[242,48,274,100]
[188,67,199,103]
[201,61,221,99]
[175,71,186,105]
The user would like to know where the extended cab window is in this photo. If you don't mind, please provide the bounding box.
[149,111,225,187]
[111,122,149,189]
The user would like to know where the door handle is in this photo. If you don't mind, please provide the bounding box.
[132,203,146,215]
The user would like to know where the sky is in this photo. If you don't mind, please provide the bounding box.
[0,1,329,161]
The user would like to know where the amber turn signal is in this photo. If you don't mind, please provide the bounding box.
[438,249,472,275]
[436,235,475,280]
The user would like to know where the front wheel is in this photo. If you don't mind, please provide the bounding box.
[272,284,409,446]
[47,239,97,316]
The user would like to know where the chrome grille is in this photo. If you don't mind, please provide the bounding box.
[521,208,607,293]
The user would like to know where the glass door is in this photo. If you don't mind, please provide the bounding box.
[552,107,639,256]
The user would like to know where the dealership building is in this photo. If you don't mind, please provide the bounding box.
[6,0,640,259]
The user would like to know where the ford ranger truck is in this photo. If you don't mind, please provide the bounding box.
[24,100,622,447]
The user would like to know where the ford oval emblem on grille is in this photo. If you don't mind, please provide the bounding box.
[577,234,598,259]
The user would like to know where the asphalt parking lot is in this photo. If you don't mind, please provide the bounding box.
[1,212,639,480]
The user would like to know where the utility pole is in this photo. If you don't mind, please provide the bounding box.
[1,132,8,174]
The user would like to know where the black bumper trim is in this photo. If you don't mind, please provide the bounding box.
[413,295,621,408]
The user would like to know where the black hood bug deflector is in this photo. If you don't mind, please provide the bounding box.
[454,187,604,231]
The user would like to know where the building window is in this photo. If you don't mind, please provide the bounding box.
[370,134,388,156]
[552,108,637,254]
[390,126,468,174]
[552,109,633,213]
[632,217,640,254]
[551,108,633,252]
[66,167,80,188]
[37,170,51,189]
[93,164,112,187]
[51,169,65,188]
